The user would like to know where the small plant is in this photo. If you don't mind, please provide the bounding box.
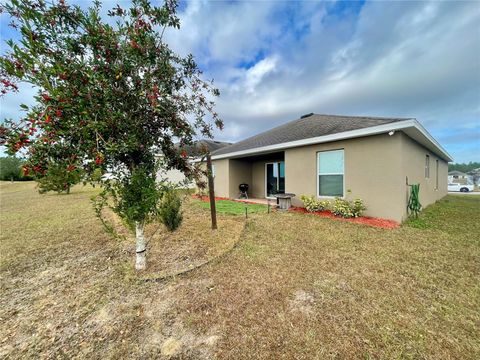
[352,199,366,217]
[332,198,366,218]
[300,195,330,212]
[332,198,354,218]
[158,188,183,231]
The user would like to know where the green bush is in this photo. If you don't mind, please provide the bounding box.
[352,199,367,217]
[300,195,330,212]
[158,188,183,231]
[0,156,33,181]
[332,198,366,218]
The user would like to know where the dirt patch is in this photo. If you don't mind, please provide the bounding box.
[161,337,182,356]
[289,290,315,315]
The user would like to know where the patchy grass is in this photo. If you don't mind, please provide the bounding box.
[405,195,480,234]
[1,183,479,359]
[193,198,268,215]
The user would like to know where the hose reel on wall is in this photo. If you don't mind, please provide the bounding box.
[406,177,422,218]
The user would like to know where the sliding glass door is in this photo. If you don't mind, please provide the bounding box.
[266,162,285,198]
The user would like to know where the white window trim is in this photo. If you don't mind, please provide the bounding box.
[425,154,430,179]
[316,149,345,199]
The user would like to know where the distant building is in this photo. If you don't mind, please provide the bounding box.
[448,171,470,185]
[156,140,231,187]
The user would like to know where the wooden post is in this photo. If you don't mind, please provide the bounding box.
[206,153,217,230]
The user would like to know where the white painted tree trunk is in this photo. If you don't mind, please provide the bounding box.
[135,222,147,270]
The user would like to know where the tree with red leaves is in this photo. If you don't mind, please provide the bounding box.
[0,0,223,270]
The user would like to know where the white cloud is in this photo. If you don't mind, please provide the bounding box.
[1,0,479,162]
[243,56,278,94]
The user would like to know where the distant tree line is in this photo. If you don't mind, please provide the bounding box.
[0,156,33,181]
[0,156,82,194]
[448,162,480,173]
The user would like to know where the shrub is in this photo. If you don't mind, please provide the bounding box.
[300,195,330,212]
[352,199,367,217]
[158,188,183,231]
[332,198,366,218]
[332,198,354,218]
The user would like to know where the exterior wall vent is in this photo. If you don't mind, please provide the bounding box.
[300,113,314,119]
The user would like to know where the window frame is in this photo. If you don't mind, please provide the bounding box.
[316,149,345,198]
[425,154,430,179]
[435,159,439,190]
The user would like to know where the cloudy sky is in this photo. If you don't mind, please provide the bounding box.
[1,0,479,162]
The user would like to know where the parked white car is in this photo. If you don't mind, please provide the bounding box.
[448,183,474,192]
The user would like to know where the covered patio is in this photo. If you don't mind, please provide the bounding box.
[213,151,286,200]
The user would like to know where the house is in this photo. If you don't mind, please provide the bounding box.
[156,140,231,187]
[447,171,470,185]
[210,114,452,222]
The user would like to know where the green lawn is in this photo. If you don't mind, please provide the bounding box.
[193,198,268,215]
[1,182,479,359]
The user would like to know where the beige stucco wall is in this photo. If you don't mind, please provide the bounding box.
[399,132,448,220]
[228,159,252,198]
[212,159,230,197]
[251,161,265,198]
[285,133,405,221]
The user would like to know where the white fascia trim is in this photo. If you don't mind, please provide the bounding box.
[410,119,453,162]
[211,119,453,162]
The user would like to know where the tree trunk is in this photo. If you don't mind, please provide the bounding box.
[135,222,147,270]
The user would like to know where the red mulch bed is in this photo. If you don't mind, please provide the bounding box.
[191,195,398,229]
[289,206,400,229]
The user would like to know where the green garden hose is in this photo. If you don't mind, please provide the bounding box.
[408,183,422,218]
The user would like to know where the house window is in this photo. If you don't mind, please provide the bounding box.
[317,149,344,197]
[211,164,215,178]
[425,155,430,179]
[435,160,439,190]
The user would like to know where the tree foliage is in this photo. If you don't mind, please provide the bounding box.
[0,0,222,268]
[0,156,33,181]
[448,162,480,173]
[36,161,82,194]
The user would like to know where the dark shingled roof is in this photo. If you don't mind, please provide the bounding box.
[212,114,413,156]
[176,139,232,156]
